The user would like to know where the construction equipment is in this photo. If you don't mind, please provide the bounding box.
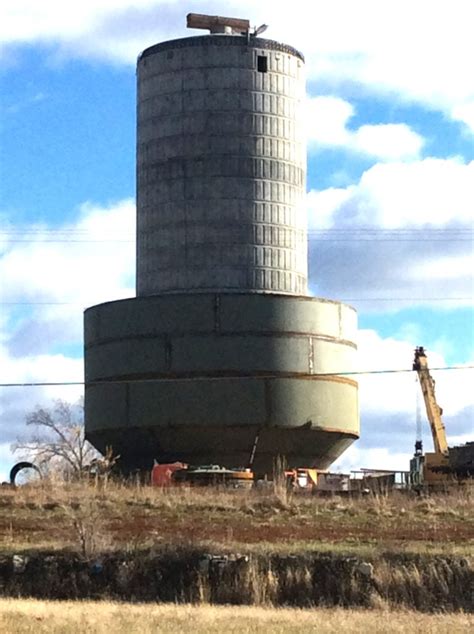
[151,463,254,488]
[151,462,188,487]
[410,346,460,488]
[285,468,318,491]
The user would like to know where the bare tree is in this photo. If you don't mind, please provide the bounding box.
[13,398,99,477]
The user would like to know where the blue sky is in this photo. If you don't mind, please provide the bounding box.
[1,1,473,480]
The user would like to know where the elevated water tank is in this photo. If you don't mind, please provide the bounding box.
[84,23,359,474]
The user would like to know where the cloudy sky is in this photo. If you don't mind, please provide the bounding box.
[1,0,473,480]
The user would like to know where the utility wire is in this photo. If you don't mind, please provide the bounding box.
[1,228,472,243]
[1,365,473,388]
[2,228,472,235]
[2,237,472,243]
[1,297,472,306]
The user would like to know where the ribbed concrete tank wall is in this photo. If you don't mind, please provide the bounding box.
[136,36,307,296]
[84,294,358,473]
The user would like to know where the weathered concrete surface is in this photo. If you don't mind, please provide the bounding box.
[136,35,307,296]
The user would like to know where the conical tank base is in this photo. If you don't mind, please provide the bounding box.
[87,425,357,474]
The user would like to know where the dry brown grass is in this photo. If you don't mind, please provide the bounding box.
[0,599,472,634]
[1,479,473,556]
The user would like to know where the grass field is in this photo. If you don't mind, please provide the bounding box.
[0,599,473,633]
[1,482,473,613]
[1,480,473,556]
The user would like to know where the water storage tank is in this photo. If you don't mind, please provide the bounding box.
[84,23,359,474]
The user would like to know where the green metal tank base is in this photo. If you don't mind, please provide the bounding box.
[84,293,359,473]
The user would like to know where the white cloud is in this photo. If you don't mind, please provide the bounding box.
[410,255,474,282]
[0,1,165,44]
[353,124,424,161]
[307,157,474,309]
[306,187,354,230]
[0,198,135,359]
[1,198,135,308]
[306,96,424,160]
[305,96,353,147]
[350,159,474,228]
[451,102,474,133]
[2,1,473,129]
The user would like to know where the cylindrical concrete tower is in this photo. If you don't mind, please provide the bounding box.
[136,35,307,296]
[84,18,359,474]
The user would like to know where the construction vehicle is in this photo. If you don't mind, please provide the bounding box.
[172,464,254,488]
[409,346,473,488]
[151,462,254,488]
[150,462,323,490]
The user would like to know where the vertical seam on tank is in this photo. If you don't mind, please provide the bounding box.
[125,381,130,427]
[264,379,272,426]
[181,72,188,288]
[136,65,141,295]
[165,336,172,370]
[308,336,314,374]
[214,295,221,332]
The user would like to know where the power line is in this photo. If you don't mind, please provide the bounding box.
[1,239,132,243]
[337,297,473,302]
[2,232,473,239]
[2,228,472,235]
[1,365,473,388]
[1,228,472,244]
[1,297,473,306]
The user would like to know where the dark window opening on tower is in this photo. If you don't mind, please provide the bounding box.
[257,55,268,72]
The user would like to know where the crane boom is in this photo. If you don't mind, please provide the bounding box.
[413,347,449,455]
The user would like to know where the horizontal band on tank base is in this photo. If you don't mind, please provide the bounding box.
[85,295,357,379]
[86,372,358,388]
[85,374,358,432]
[85,293,357,341]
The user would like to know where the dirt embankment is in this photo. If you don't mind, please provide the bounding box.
[0,549,472,613]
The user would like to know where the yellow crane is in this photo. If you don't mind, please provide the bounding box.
[410,347,450,487]
[413,346,449,455]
